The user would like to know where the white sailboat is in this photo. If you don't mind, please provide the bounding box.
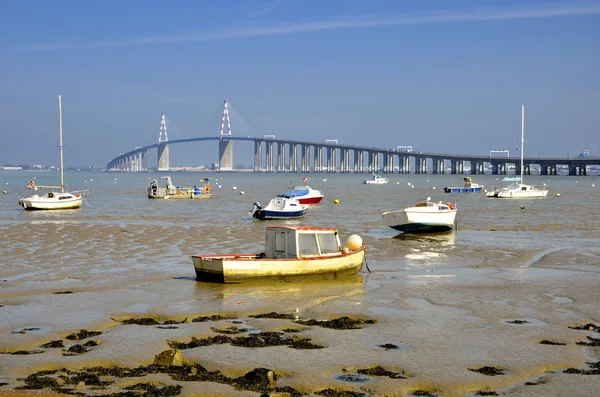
[18,96,89,210]
[487,104,548,199]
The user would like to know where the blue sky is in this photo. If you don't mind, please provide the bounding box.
[1,0,599,167]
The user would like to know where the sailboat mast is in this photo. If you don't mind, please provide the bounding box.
[520,103,524,184]
[58,95,64,193]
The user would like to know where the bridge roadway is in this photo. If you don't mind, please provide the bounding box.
[106,136,600,176]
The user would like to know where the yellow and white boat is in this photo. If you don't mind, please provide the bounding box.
[192,226,366,283]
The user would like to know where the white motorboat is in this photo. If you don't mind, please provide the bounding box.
[382,199,457,233]
[487,104,548,199]
[18,96,89,211]
[249,197,308,220]
[192,226,366,283]
[364,173,388,185]
[277,178,324,205]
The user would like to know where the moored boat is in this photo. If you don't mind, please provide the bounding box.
[444,177,483,193]
[487,104,549,199]
[18,96,89,211]
[278,178,324,205]
[364,173,388,185]
[148,176,214,199]
[249,197,308,220]
[191,226,366,283]
[382,199,457,233]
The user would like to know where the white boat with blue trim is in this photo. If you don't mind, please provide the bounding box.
[444,177,483,193]
[382,199,457,233]
[249,197,308,220]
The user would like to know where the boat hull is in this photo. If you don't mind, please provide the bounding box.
[253,208,307,220]
[192,246,366,283]
[444,187,482,193]
[382,209,457,233]
[18,197,83,210]
[295,196,323,205]
[497,190,548,198]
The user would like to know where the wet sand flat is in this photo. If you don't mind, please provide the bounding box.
[1,172,600,396]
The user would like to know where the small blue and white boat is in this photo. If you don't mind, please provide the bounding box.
[249,197,308,220]
[443,177,483,193]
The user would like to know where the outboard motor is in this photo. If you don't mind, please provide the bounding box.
[249,201,262,216]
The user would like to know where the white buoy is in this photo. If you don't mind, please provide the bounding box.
[323,179,327,182]
[556,193,561,197]
[411,185,414,188]
[218,185,222,188]
[240,191,245,195]
[90,179,93,182]
[407,182,411,186]
[114,177,117,180]
[432,186,436,190]
[347,235,363,251]
[232,186,237,190]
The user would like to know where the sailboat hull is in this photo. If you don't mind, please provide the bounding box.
[18,195,83,210]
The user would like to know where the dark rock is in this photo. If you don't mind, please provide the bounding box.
[53,291,73,294]
[378,343,399,350]
[475,392,498,396]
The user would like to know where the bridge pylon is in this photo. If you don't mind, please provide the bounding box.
[157,113,170,171]
[218,100,233,171]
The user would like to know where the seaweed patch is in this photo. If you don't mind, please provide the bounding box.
[65,329,102,340]
[295,316,376,330]
[468,366,506,376]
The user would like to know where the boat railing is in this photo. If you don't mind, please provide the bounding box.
[71,189,90,198]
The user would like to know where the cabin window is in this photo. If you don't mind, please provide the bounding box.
[275,232,286,252]
[318,234,339,254]
[521,186,527,191]
[299,234,319,256]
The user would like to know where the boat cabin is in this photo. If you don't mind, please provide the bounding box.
[264,226,342,259]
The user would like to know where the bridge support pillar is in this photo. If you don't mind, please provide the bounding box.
[254,141,262,172]
[218,139,233,171]
[314,146,322,172]
[157,143,169,171]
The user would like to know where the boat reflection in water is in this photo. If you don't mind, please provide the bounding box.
[394,231,456,262]
[194,274,365,313]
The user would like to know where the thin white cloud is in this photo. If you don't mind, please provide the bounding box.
[18,3,600,53]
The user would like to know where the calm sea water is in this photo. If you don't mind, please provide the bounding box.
[1,171,599,396]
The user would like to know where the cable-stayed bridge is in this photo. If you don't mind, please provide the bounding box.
[106,101,599,176]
